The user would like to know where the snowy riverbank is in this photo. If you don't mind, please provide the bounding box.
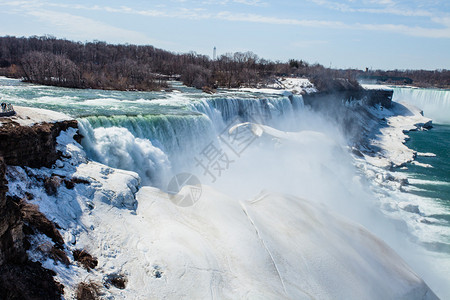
[1,77,447,298]
[5,123,438,299]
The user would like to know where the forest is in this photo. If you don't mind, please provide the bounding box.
[0,36,449,91]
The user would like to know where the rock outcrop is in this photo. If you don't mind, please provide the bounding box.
[0,112,77,299]
[0,157,24,266]
[302,89,393,109]
[0,119,78,167]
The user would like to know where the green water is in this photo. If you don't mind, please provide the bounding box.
[0,77,272,118]
[400,124,450,222]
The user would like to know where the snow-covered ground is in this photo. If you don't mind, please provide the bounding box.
[0,105,73,127]
[239,77,317,95]
[4,107,440,299]
[362,102,432,169]
[361,83,393,91]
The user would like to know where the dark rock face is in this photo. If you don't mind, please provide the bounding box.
[0,166,65,299]
[301,89,393,149]
[0,158,25,266]
[105,273,128,289]
[0,261,64,300]
[44,175,63,196]
[73,249,98,271]
[0,119,78,299]
[302,89,393,110]
[0,119,78,167]
[21,199,65,248]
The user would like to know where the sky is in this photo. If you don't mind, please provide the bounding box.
[0,0,449,70]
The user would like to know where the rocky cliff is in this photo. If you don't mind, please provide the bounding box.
[0,119,79,167]
[0,111,77,299]
[302,89,393,109]
[301,88,394,149]
[0,157,24,266]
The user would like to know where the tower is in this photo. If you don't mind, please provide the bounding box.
[213,47,217,60]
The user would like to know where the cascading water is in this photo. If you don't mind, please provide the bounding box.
[77,94,304,188]
[2,76,449,298]
[188,95,304,131]
[392,87,450,124]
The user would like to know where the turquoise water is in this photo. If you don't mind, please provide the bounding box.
[3,77,450,297]
[3,77,449,227]
[0,77,278,117]
[400,125,450,224]
[391,86,450,229]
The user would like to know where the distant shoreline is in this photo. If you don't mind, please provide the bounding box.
[0,36,448,93]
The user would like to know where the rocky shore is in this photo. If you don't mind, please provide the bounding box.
[0,108,77,299]
[0,86,438,299]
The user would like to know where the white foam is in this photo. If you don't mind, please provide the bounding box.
[408,178,450,186]
[411,161,434,168]
[417,152,437,157]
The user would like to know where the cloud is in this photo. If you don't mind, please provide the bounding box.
[359,23,450,38]
[1,0,449,41]
[25,9,157,44]
[233,0,267,6]
[292,40,329,48]
[305,0,450,38]
[308,0,439,18]
[200,0,267,6]
[216,11,349,28]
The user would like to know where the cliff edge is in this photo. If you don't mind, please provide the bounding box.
[0,107,77,299]
[0,106,79,167]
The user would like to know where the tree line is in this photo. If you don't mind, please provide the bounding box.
[0,36,448,91]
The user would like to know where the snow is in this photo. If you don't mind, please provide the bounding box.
[361,83,393,91]
[0,105,73,126]
[3,123,438,299]
[73,162,140,210]
[238,77,317,95]
[347,99,450,296]
[362,102,432,169]
[270,77,318,94]
[417,152,437,157]
[0,119,435,298]
[108,186,434,300]
[5,128,141,298]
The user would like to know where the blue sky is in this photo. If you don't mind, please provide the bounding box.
[0,0,449,70]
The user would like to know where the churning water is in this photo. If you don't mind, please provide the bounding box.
[1,76,450,297]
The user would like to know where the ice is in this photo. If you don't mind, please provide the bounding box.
[4,120,439,299]
[416,152,437,157]
[363,102,432,168]
[238,77,317,94]
[3,82,448,298]
[68,185,435,299]
[361,83,393,91]
[0,105,73,127]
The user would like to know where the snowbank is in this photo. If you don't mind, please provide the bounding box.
[238,77,317,95]
[0,105,73,127]
[363,102,432,168]
[5,127,141,298]
[361,83,393,91]
[60,185,435,299]
[2,105,438,299]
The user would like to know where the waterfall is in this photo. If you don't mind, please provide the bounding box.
[188,94,304,131]
[78,114,217,187]
[392,87,450,124]
[77,94,304,188]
